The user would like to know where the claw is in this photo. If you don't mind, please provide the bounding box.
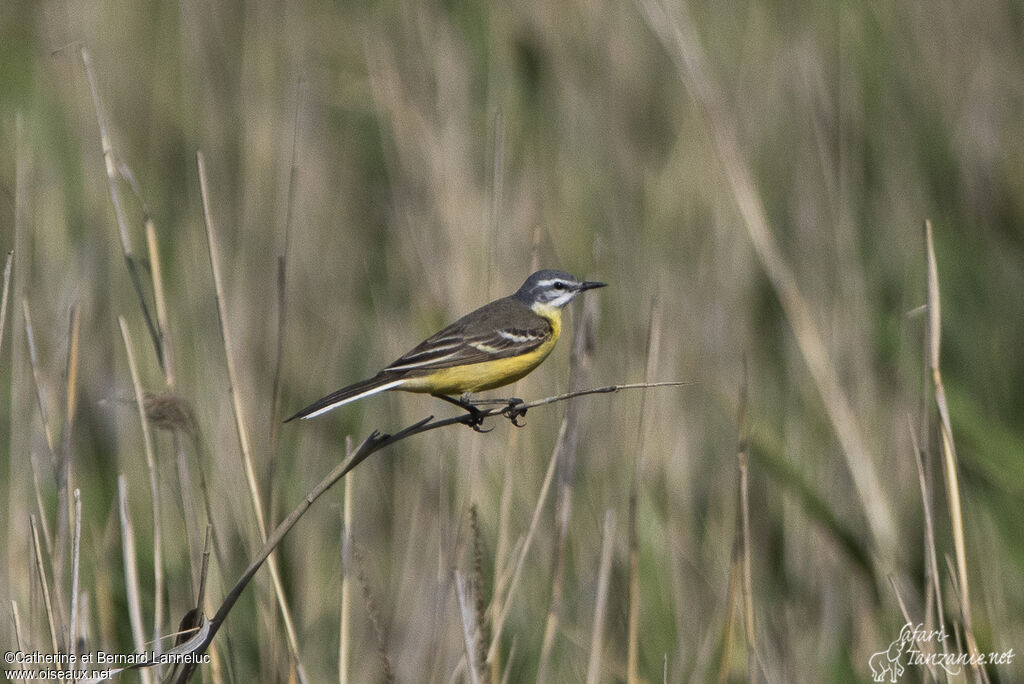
[501,398,528,427]
[466,405,493,432]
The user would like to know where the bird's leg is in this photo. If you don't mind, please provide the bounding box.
[458,395,528,427]
[431,393,492,432]
[432,393,526,429]
[460,397,505,406]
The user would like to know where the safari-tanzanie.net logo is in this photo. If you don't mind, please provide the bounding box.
[868,622,1015,682]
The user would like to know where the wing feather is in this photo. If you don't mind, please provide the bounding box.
[383,298,551,373]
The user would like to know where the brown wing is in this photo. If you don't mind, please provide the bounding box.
[382,297,552,373]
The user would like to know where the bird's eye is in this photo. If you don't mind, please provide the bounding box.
[553,282,566,291]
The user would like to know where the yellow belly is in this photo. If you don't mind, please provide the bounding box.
[400,311,561,396]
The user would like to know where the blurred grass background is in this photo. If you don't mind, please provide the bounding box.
[2,0,1023,681]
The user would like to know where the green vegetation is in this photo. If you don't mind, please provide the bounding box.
[2,0,1022,681]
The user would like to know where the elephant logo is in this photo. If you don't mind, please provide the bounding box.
[869,623,912,682]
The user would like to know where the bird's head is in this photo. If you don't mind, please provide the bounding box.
[513,269,606,310]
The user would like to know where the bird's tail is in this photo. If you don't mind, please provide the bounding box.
[284,374,406,422]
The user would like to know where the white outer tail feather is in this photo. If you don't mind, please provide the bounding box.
[299,378,408,419]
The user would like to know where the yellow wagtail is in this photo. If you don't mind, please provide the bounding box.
[285,270,606,425]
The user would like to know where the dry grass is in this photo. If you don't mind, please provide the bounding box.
[3,1,1024,682]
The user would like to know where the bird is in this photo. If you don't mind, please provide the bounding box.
[285,269,606,425]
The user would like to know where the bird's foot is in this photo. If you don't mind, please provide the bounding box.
[500,398,527,427]
[433,394,493,432]
[465,404,493,433]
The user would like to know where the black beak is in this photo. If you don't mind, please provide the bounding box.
[578,280,607,292]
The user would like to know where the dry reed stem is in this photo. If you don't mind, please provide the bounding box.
[159,528,214,684]
[942,556,967,655]
[536,299,596,683]
[717,547,741,684]
[500,639,518,684]
[924,221,984,679]
[198,529,226,684]
[81,47,130,252]
[478,114,504,680]
[266,259,287,565]
[455,571,483,684]
[907,418,950,676]
[489,429,517,684]
[269,79,302,445]
[585,509,617,684]
[627,300,661,683]
[11,600,27,666]
[269,256,288,451]
[146,219,203,586]
[736,361,757,683]
[200,526,213,612]
[26,295,76,653]
[529,225,542,274]
[118,316,165,656]
[139,185,205,590]
[23,300,56,571]
[169,428,202,583]
[70,489,82,654]
[738,465,756,684]
[179,420,236,638]
[338,437,354,684]
[0,250,13,356]
[30,514,61,656]
[486,419,562,667]
[196,150,261,528]
[925,221,966,610]
[912,249,944,668]
[28,454,54,585]
[117,476,153,684]
[626,513,640,684]
[944,563,990,684]
[54,306,81,587]
[9,118,32,619]
[80,47,163,368]
[145,220,172,383]
[485,108,505,299]
[196,150,309,684]
[886,576,941,682]
[637,0,895,555]
[22,299,57,457]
